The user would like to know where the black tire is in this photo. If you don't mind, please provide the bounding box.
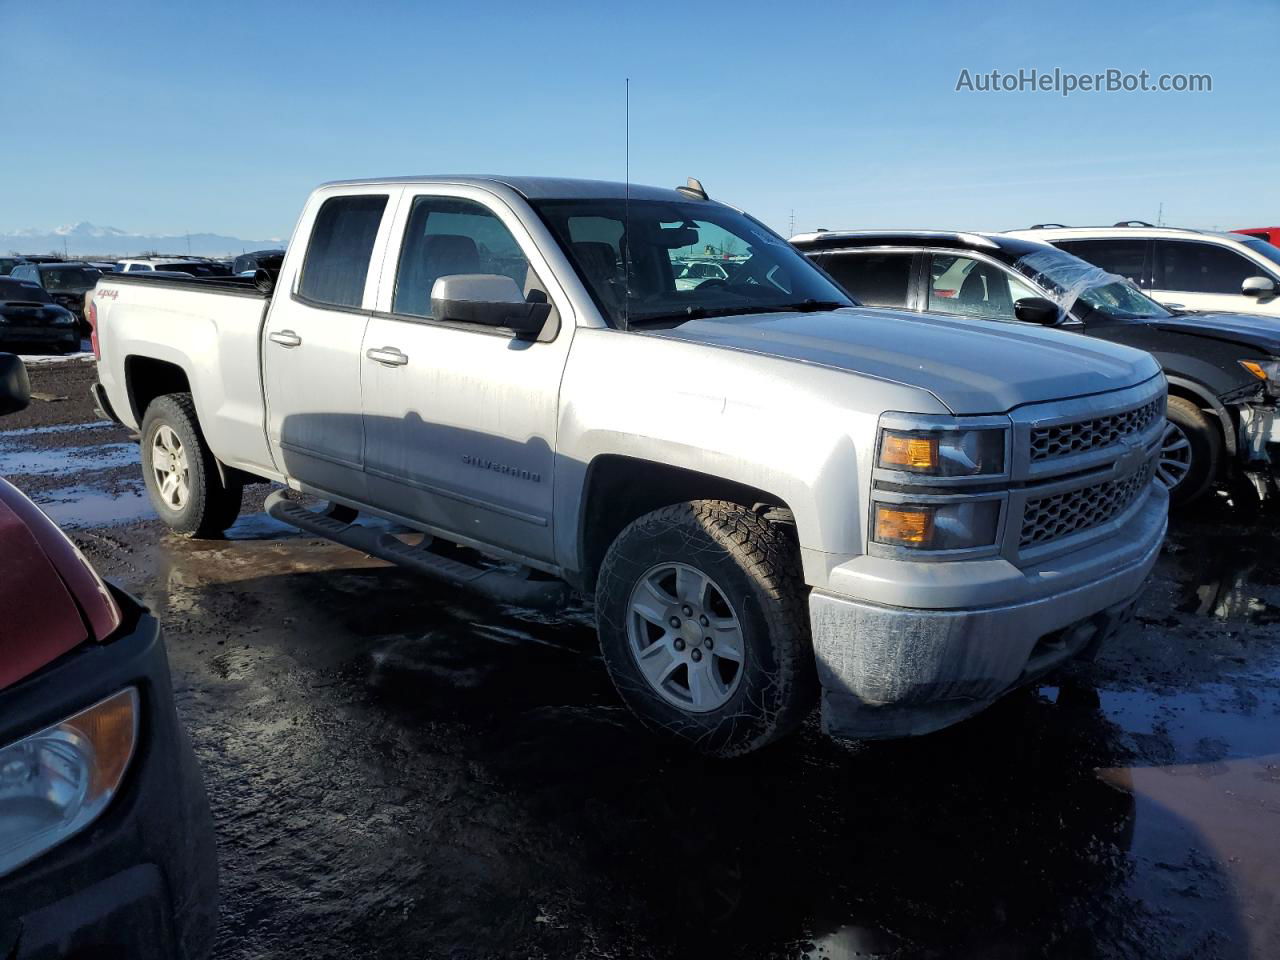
[140,393,242,537]
[1162,395,1221,508]
[595,500,818,757]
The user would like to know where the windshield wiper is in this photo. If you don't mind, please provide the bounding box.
[628,300,850,328]
[775,299,849,312]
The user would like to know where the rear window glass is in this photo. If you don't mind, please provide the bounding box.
[299,195,388,308]
[820,252,913,307]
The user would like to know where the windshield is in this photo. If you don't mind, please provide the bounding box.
[0,278,52,303]
[39,266,101,291]
[532,198,852,327]
[1239,237,1280,271]
[1012,248,1171,321]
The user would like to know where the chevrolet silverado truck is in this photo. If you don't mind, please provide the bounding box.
[90,176,1168,755]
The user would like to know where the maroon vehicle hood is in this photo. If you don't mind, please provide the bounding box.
[0,478,120,690]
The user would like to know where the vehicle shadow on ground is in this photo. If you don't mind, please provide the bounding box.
[160,544,1262,960]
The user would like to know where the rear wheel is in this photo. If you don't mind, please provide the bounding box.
[140,393,242,537]
[594,500,818,757]
[1160,395,1220,507]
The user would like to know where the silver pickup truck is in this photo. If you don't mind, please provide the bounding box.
[91,175,1168,755]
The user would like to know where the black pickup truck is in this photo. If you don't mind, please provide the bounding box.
[791,230,1280,507]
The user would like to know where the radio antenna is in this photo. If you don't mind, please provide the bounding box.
[622,76,631,331]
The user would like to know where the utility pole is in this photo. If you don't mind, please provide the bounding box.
[789,209,795,238]
[1156,202,1163,227]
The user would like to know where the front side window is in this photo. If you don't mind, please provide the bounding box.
[298,194,389,308]
[1013,248,1169,320]
[1053,239,1147,286]
[926,255,1025,320]
[534,198,850,328]
[392,196,535,318]
[1155,241,1262,294]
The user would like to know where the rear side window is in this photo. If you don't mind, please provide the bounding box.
[392,196,534,318]
[299,194,388,308]
[820,252,913,307]
[1155,240,1260,294]
[1054,239,1147,286]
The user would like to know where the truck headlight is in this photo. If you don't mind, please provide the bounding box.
[0,688,138,877]
[878,427,1006,476]
[1240,360,1280,399]
[873,499,1002,550]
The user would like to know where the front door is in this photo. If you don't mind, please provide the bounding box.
[263,187,397,502]
[1150,239,1279,315]
[360,187,574,562]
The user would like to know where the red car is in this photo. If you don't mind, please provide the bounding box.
[0,354,216,959]
[1233,227,1280,246]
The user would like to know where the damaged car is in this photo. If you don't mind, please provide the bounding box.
[793,230,1280,506]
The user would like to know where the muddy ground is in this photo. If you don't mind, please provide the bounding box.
[5,358,1280,960]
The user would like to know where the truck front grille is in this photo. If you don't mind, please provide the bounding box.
[1020,462,1154,548]
[1029,399,1163,462]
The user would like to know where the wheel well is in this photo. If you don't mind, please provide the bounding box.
[125,356,190,423]
[575,455,795,593]
[1166,382,1236,457]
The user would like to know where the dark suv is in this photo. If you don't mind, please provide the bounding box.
[791,230,1280,507]
[7,262,102,331]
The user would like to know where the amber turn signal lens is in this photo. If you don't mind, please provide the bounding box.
[63,688,138,797]
[874,505,935,546]
[881,433,939,470]
[1240,361,1268,381]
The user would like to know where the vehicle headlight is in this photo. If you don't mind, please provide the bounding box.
[872,499,1002,550]
[877,427,1006,476]
[53,311,77,325]
[1240,360,1280,398]
[0,688,138,877]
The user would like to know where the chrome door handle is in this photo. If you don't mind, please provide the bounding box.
[366,346,409,367]
[269,329,302,347]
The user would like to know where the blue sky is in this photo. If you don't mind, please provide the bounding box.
[2,0,1275,239]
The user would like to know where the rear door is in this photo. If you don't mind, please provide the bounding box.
[1051,238,1150,288]
[360,185,574,562]
[263,186,399,502]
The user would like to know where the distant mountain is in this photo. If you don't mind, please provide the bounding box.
[0,222,285,258]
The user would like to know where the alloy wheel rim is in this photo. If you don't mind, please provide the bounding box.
[151,424,191,510]
[626,562,745,713]
[1156,420,1193,491]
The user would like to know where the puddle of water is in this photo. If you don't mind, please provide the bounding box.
[0,420,115,442]
[0,442,138,477]
[33,484,153,529]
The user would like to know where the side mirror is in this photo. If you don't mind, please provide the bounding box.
[1242,276,1277,299]
[430,274,551,337]
[0,353,32,416]
[1013,297,1061,326]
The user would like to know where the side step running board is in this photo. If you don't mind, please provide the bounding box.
[265,490,568,610]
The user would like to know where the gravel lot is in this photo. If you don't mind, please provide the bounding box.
[5,357,1280,960]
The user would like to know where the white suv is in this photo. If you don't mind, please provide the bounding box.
[1006,224,1280,318]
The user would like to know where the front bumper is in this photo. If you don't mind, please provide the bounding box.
[811,488,1166,740]
[0,588,217,960]
[1239,401,1280,497]
[0,328,79,352]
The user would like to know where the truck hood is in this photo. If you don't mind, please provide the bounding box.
[652,307,1160,415]
[1149,312,1280,356]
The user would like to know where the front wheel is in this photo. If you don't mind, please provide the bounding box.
[595,500,818,757]
[1159,395,1221,507]
[140,393,242,537]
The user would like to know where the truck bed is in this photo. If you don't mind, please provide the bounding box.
[94,272,280,480]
